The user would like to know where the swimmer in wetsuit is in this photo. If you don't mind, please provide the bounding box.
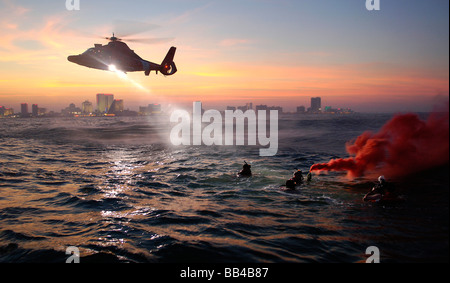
[292,170,304,184]
[306,171,312,182]
[363,175,395,202]
[238,161,252,177]
[285,179,296,190]
[284,170,305,190]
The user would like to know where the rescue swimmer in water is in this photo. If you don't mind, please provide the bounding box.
[284,170,312,190]
[363,175,397,202]
[238,161,252,177]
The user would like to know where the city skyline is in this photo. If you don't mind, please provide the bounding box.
[1,94,356,118]
[0,1,448,113]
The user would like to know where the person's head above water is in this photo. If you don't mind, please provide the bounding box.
[293,170,303,180]
[286,179,296,189]
[239,161,252,177]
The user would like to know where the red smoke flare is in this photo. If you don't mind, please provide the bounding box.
[310,108,449,179]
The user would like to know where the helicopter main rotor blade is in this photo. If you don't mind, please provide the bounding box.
[125,37,175,44]
[112,20,160,38]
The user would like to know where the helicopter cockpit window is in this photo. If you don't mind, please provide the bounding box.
[82,48,95,55]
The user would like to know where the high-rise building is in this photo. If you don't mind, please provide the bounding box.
[38,108,47,116]
[255,105,268,111]
[21,103,28,117]
[82,100,93,114]
[32,104,38,117]
[3,108,13,116]
[108,99,124,114]
[115,100,124,112]
[237,103,253,111]
[296,106,306,113]
[268,106,283,113]
[139,106,149,115]
[62,103,82,116]
[148,103,161,114]
[96,93,114,113]
[310,97,321,112]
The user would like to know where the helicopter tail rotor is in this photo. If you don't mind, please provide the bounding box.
[160,47,177,76]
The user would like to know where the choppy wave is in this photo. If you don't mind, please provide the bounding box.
[0,114,448,263]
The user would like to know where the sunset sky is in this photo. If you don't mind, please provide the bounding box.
[0,0,448,112]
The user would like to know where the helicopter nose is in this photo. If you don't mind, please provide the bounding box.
[67,55,78,63]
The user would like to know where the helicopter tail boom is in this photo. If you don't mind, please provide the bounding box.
[140,47,177,76]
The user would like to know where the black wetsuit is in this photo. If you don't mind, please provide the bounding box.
[285,179,296,190]
[371,181,395,195]
[239,164,252,177]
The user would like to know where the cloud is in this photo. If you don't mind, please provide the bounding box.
[0,10,85,64]
[166,2,215,26]
[0,0,30,16]
[0,0,29,48]
[13,39,46,50]
[219,38,251,47]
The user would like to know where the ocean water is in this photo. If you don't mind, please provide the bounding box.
[0,113,448,263]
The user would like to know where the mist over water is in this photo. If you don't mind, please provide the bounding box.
[0,113,448,263]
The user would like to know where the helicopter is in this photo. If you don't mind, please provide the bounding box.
[67,33,177,76]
